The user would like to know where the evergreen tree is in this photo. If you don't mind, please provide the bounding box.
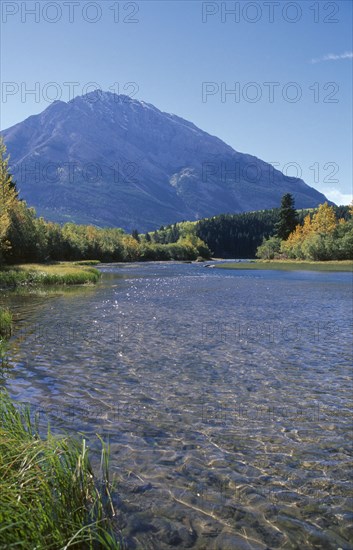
[131,229,140,242]
[275,193,298,240]
[196,209,281,258]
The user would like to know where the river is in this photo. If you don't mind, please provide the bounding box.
[1,262,352,549]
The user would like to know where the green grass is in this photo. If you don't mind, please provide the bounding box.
[215,260,353,272]
[74,260,101,266]
[0,308,12,370]
[0,308,12,377]
[0,263,101,289]
[0,308,12,339]
[0,391,120,549]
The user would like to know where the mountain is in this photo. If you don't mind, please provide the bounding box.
[1,91,329,231]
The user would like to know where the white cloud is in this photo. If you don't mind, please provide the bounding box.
[311,51,353,64]
[323,189,353,205]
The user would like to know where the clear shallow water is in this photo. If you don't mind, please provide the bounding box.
[2,263,353,549]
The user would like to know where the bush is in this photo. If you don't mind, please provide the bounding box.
[301,233,333,261]
[256,236,282,259]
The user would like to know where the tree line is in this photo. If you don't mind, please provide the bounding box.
[257,193,353,261]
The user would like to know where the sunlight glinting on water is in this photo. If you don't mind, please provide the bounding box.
[3,263,353,549]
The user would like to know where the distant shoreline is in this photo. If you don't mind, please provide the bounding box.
[213,260,353,272]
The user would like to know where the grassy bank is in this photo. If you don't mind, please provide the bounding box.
[215,260,353,272]
[74,260,101,266]
[0,262,101,289]
[0,392,119,549]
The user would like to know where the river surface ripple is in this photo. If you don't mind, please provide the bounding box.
[2,263,353,549]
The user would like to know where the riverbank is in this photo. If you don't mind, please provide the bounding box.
[214,260,353,272]
[0,392,119,549]
[0,262,101,289]
[0,304,120,549]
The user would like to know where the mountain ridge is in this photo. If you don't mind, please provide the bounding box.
[1,90,330,231]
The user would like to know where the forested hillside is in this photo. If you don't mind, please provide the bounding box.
[153,205,350,259]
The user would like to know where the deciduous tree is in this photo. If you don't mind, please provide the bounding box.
[0,139,18,264]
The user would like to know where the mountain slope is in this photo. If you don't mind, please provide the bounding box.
[2,91,329,231]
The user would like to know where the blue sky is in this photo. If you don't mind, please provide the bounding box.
[1,0,352,204]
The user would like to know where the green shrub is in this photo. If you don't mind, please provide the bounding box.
[256,236,282,259]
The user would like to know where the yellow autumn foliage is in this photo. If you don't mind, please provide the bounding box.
[311,202,337,233]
